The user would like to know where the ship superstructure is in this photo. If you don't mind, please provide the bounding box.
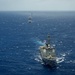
[39,35,56,67]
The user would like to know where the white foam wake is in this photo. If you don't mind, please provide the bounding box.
[31,38,45,46]
[56,57,65,63]
[56,53,66,63]
[36,40,45,45]
[34,54,44,65]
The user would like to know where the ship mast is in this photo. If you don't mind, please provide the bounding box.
[45,34,50,47]
[47,34,50,44]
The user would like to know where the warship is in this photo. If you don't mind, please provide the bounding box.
[39,35,57,67]
[28,16,32,23]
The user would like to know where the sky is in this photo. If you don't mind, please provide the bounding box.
[0,0,75,11]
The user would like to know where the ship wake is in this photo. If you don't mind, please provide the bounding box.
[32,38,72,65]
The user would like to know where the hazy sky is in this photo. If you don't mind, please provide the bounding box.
[0,0,75,11]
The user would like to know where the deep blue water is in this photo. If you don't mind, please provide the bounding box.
[0,11,75,75]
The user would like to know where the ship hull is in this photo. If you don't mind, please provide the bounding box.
[42,58,57,67]
[39,47,57,67]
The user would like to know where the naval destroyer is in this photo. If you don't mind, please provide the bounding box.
[28,16,32,23]
[39,35,57,67]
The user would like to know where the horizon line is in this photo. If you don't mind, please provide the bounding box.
[0,10,75,12]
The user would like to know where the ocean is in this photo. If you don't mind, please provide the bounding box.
[0,11,75,75]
